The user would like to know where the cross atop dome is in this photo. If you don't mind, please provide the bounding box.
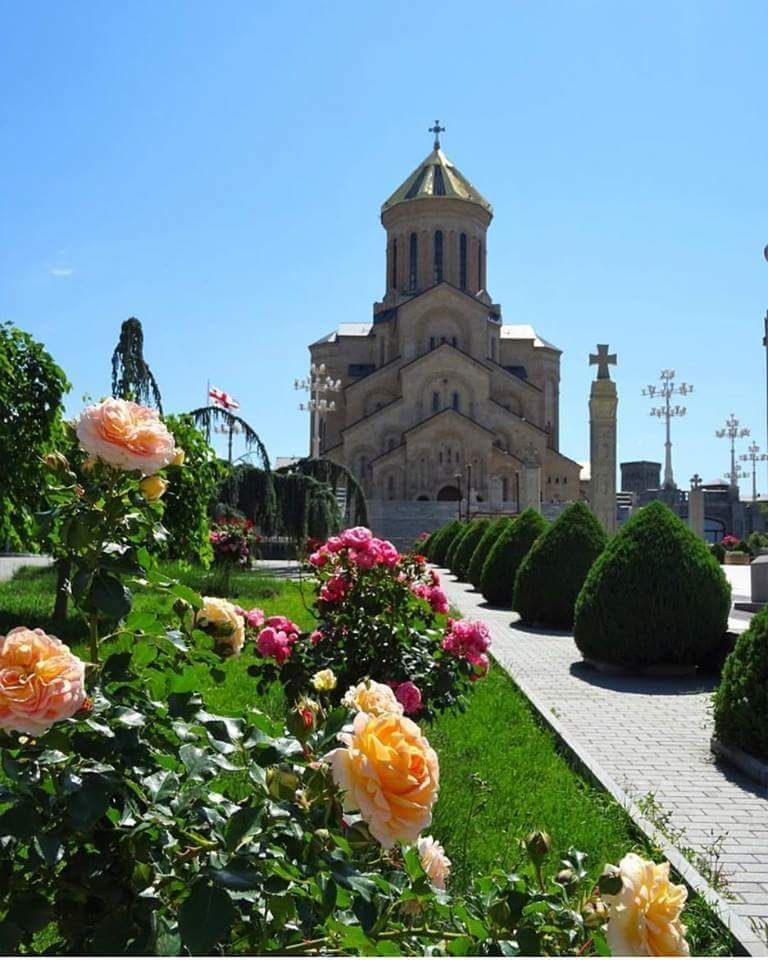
[429,120,445,150]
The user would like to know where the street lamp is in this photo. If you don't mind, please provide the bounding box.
[294,363,342,459]
[642,369,693,489]
[740,441,768,503]
[454,472,463,521]
[716,414,750,492]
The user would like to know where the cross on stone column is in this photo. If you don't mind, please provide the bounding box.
[589,344,617,380]
[691,473,702,490]
[429,120,445,149]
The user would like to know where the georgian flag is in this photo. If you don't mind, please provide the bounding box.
[208,385,240,411]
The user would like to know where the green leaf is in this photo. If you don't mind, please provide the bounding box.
[209,866,263,890]
[178,881,235,955]
[376,940,402,956]
[170,582,203,609]
[88,571,132,620]
[225,806,262,852]
[33,833,63,866]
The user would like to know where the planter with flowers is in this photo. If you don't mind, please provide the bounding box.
[722,534,751,565]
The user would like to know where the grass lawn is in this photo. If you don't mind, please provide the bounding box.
[0,563,738,956]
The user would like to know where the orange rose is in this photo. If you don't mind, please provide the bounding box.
[604,853,689,956]
[327,711,439,848]
[0,627,86,736]
[75,397,176,476]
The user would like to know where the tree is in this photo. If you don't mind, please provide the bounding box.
[161,415,221,565]
[574,501,731,668]
[514,501,607,628]
[0,322,70,550]
[111,317,163,412]
[480,509,548,606]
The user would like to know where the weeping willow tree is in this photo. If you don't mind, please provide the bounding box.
[279,457,368,528]
[111,317,163,411]
[190,405,277,531]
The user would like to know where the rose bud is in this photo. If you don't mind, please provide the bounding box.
[598,865,624,897]
[525,830,551,864]
[139,475,168,501]
[171,448,186,467]
[42,451,71,473]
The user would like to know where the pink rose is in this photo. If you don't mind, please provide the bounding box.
[245,607,265,629]
[75,397,177,476]
[395,681,423,715]
[428,586,449,614]
[376,539,400,567]
[309,629,324,645]
[309,548,329,567]
[257,626,294,665]
[341,526,374,550]
[442,619,491,667]
[0,627,86,735]
[319,574,349,604]
[265,615,300,638]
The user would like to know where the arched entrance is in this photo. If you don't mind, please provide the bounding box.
[436,485,460,501]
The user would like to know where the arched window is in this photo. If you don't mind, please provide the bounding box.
[391,238,397,289]
[459,233,467,290]
[452,391,460,412]
[429,336,435,350]
[502,477,509,501]
[358,454,368,478]
[409,233,418,292]
[432,391,440,413]
[433,230,443,283]
[387,475,395,500]
[478,242,484,289]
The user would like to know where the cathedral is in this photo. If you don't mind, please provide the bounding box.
[308,129,581,541]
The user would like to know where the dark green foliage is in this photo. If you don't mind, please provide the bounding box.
[480,509,548,606]
[445,522,471,571]
[574,501,731,668]
[190,406,271,472]
[514,502,607,629]
[467,517,512,588]
[0,322,70,550]
[452,518,491,581]
[424,523,452,561]
[710,542,726,564]
[111,317,163,412]
[430,520,464,566]
[281,457,368,529]
[161,415,220,565]
[714,608,768,761]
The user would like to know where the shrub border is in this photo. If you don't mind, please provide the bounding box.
[710,737,768,788]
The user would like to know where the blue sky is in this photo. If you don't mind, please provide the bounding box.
[2,0,767,491]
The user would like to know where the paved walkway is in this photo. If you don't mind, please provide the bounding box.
[437,568,768,955]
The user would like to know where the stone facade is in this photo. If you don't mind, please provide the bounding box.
[308,139,581,538]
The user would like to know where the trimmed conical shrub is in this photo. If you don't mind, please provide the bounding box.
[574,500,731,668]
[480,509,548,606]
[445,521,472,571]
[713,607,768,761]
[514,501,607,629]
[431,520,464,567]
[424,521,452,562]
[452,518,491,581]
[468,517,511,588]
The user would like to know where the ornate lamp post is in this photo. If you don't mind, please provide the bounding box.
[294,363,341,459]
[740,441,768,502]
[716,414,750,492]
[453,471,463,521]
[214,419,245,465]
[642,370,693,489]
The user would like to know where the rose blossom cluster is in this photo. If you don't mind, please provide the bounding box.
[256,616,302,665]
[442,618,491,677]
[411,582,449,615]
[234,605,266,630]
[309,527,400,571]
[318,574,350,605]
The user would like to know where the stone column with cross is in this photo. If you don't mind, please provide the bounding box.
[589,344,618,534]
[688,473,705,540]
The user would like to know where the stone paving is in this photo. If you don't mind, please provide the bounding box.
[437,568,768,955]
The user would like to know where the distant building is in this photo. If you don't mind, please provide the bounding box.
[307,132,581,542]
[620,461,661,496]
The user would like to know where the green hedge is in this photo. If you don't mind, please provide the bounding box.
[514,502,606,629]
[445,522,472,571]
[574,501,731,668]
[452,518,491,581]
[480,509,548,606]
[431,520,464,566]
[467,517,512,588]
[713,607,768,761]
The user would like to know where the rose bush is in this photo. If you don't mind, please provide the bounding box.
[0,400,692,956]
[250,526,488,718]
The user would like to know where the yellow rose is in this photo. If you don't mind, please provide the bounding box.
[139,475,168,501]
[341,679,403,717]
[604,854,689,956]
[172,448,186,466]
[312,668,337,692]
[327,711,439,848]
[195,596,245,656]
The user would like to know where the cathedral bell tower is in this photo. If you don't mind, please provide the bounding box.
[380,122,493,305]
